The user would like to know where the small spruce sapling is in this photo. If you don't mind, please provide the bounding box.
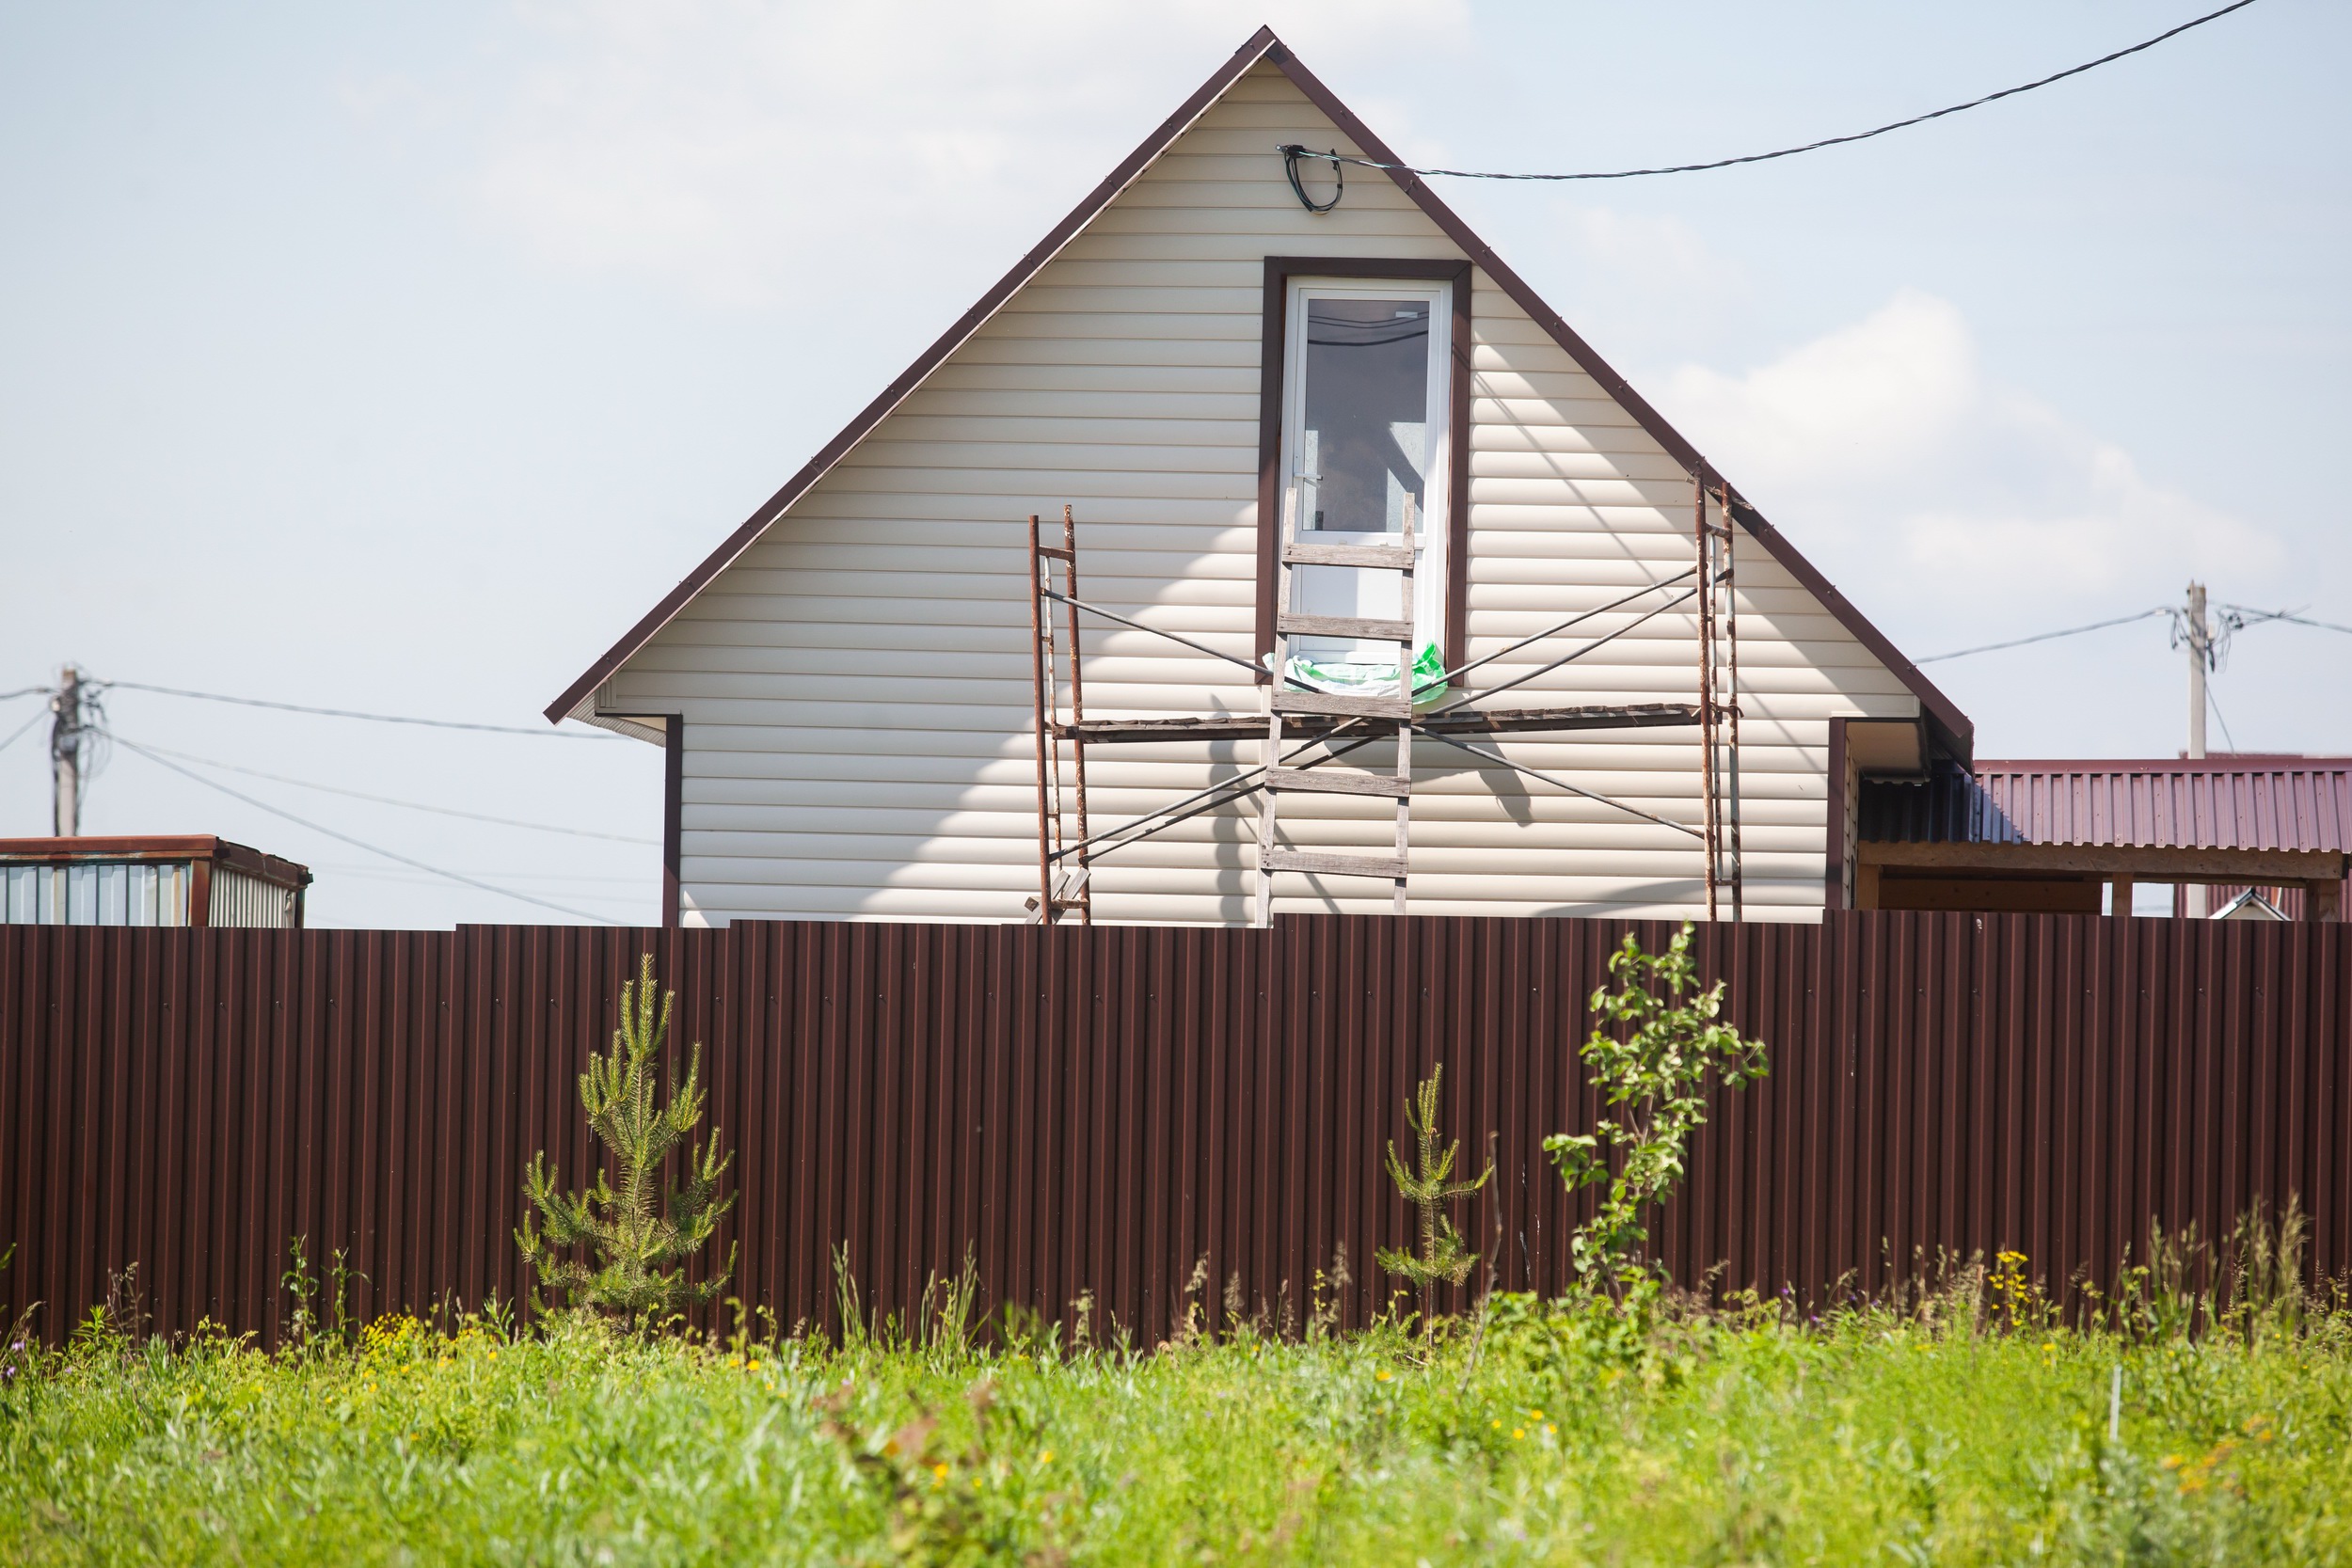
[518,953,736,1323]
[1376,1066,1493,1325]
[1546,924,1767,1299]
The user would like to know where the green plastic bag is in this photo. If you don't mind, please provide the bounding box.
[1265,642,1450,709]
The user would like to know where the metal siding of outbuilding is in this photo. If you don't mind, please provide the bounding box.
[1,912,2344,1350]
[209,867,296,928]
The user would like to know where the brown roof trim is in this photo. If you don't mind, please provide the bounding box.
[548,26,1975,762]
[1258,40,1972,761]
[545,26,1287,724]
[0,835,311,888]
[1970,757,2352,774]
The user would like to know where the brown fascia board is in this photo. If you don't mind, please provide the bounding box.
[544,26,1287,725]
[0,835,311,887]
[1858,839,2348,883]
[547,27,1977,765]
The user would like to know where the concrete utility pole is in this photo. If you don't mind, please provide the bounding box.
[2182,584,2208,917]
[50,665,84,838]
[2185,582,2208,764]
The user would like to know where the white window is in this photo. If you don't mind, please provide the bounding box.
[1279,277,1453,667]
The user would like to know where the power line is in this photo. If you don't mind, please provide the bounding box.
[2206,683,2240,752]
[124,739,659,846]
[1281,0,2261,184]
[2220,606,2352,637]
[0,709,46,757]
[0,687,50,703]
[101,680,617,738]
[1916,608,2169,664]
[312,862,647,886]
[107,732,611,923]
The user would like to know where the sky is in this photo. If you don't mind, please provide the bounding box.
[2,0,2345,928]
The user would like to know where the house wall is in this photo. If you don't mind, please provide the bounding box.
[600,63,1922,926]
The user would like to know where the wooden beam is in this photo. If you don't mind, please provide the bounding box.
[1260,847,1409,879]
[1282,542,1414,569]
[1859,841,2349,882]
[1264,767,1411,799]
[1277,611,1414,641]
[1877,874,2103,915]
[1056,701,1701,745]
[1273,689,1413,720]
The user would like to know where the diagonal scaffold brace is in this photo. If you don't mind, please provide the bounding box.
[1026,503,1739,925]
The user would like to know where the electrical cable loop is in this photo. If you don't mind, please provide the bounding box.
[1279,145,1344,213]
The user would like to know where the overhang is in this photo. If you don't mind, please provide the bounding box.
[543,26,1973,761]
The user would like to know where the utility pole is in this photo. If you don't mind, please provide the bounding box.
[50,665,85,838]
[2182,584,2208,917]
[2185,582,2208,763]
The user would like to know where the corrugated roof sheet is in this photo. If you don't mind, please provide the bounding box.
[1859,757,2352,851]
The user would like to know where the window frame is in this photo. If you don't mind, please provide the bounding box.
[1256,256,1473,677]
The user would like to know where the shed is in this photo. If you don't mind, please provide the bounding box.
[1854,757,2350,921]
[548,27,1969,928]
[0,836,311,928]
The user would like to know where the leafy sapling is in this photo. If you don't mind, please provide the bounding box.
[1376,1066,1493,1326]
[518,952,736,1325]
[1546,924,1767,1300]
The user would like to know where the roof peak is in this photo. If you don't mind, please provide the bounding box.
[546,26,1971,758]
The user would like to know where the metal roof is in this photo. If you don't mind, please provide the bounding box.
[1859,756,2352,852]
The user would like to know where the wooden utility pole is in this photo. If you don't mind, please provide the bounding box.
[51,665,83,838]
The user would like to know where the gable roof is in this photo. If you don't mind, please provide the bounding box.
[546,25,1973,759]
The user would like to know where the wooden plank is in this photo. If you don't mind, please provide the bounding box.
[1857,841,2350,881]
[1264,768,1411,799]
[1424,702,1702,736]
[1277,612,1414,641]
[1272,689,1412,720]
[1282,542,1414,569]
[1260,847,1410,879]
[1054,702,1701,744]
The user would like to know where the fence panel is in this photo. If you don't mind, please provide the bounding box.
[0,912,2345,1346]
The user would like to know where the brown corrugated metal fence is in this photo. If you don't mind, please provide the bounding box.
[2,912,2345,1347]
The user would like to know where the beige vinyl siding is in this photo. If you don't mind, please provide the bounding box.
[602,62,1919,926]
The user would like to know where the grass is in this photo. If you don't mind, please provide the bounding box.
[2,1271,2349,1566]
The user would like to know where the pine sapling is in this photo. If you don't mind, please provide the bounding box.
[518,952,735,1324]
[1375,1066,1493,1328]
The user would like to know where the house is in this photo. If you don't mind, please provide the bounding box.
[1855,755,2348,922]
[548,27,1973,928]
[0,836,311,927]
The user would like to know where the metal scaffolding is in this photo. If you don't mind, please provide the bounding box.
[1026,484,1741,926]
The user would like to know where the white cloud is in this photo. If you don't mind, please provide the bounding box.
[465,0,1467,307]
[1662,290,2281,610]
[1534,202,1750,358]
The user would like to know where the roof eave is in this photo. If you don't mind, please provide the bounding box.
[548,27,1976,765]
[544,26,1286,724]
